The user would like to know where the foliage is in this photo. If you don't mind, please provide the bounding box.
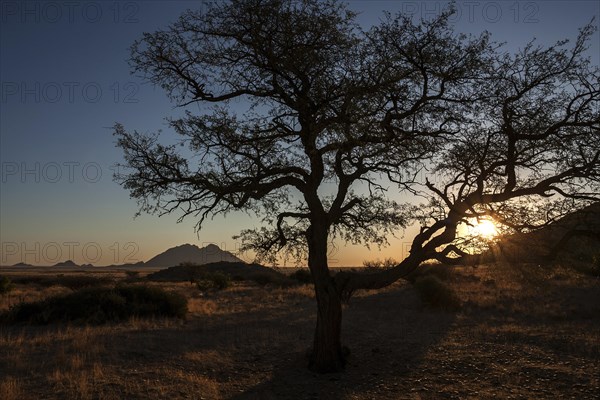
[0,276,14,296]
[589,254,600,277]
[406,263,454,283]
[8,275,114,290]
[413,276,460,310]
[1,285,187,325]
[362,258,398,270]
[125,270,140,278]
[195,272,231,291]
[179,262,196,267]
[114,0,599,275]
[291,269,313,284]
[113,0,599,371]
[113,0,482,265]
[249,273,278,286]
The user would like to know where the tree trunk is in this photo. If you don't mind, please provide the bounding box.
[306,223,346,373]
[309,275,345,372]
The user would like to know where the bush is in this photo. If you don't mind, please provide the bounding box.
[252,273,278,286]
[0,276,15,295]
[591,254,600,277]
[125,270,140,278]
[406,263,454,283]
[1,285,187,325]
[195,279,213,291]
[413,275,460,310]
[291,269,313,284]
[212,272,231,289]
[362,258,398,269]
[561,254,600,277]
[195,271,231,291]
[9,275,114,290]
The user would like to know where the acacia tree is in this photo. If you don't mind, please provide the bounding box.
[405,23,600,265]
[114,0,599,372]
[335,23,599,294]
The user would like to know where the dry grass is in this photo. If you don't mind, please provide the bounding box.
[0,263,598,399]
[0,376,22,400]
[0,285,70,311]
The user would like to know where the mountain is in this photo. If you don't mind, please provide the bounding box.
[106,261,145,269]
[52,260,79,267]
[493,202,600,262]
[143,244,244,268]
[13,262,33,267]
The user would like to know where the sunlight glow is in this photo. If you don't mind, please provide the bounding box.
[469,219,498,239]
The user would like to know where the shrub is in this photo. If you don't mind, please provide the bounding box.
[592,254,600,276]
[362,258,398,269]
[56,275,115,290]
[195,279,213,291]
[413,275,460,311]
[125,270,140,278]
[1,285,187,325]
[0,276,15,296]
[179,262,197,267]
[195,272,231,291]
[564,254,600,277]
[211,272,231,289]
[9,275,114,290]
[250,272,292,287]
[291,269,313,284]
[406,262,454,283]
[252,273,278,286]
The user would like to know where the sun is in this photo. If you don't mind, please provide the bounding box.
[469,219,498,239]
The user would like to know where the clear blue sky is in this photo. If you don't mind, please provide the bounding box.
[1,0,598,266]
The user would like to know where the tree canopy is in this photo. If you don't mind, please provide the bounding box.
[114,0,599,372]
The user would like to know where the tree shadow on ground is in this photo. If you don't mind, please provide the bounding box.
[0,282,456,399]
[228,284,457,400]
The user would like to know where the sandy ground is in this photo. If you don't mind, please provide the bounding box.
[0,262,599,399]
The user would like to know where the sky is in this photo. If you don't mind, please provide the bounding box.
[1,0,599,266]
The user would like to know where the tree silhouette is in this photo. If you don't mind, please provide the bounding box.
[335,20,599,294]
[114,0,599,372]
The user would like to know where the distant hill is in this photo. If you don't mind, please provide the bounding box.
[143,244,243,268]
[147,261,289,285]
[4,244,242,269]
[13,262,33,267]
[104,261,145,269]
[52,260,79,268]
[493,202,600,263]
